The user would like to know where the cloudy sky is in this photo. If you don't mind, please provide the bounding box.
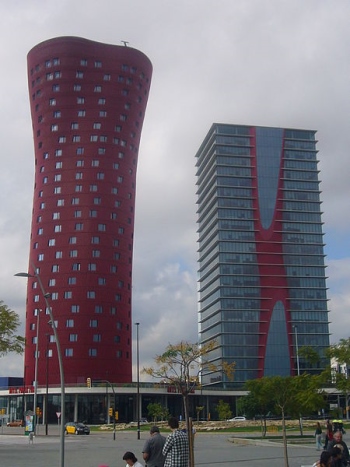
[1,0,350,380]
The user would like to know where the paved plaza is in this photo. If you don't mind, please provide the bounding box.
[0,425,330,467]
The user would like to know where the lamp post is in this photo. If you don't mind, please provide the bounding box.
[15,265,65,467]
[33,308,41,435]
[45,332,50,436]
[135,322,140,440]
[293,325,300,376]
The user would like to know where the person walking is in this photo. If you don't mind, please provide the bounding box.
[143,425,166,467]
[327,431,350,466]
[162,417,189,467]
[315,422,323,451]
[325,419,334,450]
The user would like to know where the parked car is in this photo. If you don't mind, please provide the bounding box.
[7,420,24,427]
[227,416,246,421]
[65,421,90,435]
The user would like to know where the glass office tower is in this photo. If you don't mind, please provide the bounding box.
[196,124,330,387]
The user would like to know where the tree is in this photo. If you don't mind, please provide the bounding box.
[147,402,169,422]
[0,301,25,356]
[325,338,350,419]
[216,400,232,421]
[240,374,325,467]
[143,340,235,467]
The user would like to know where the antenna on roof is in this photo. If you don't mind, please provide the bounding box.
[121,41,129,47]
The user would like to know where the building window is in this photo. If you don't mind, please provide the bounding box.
[91,236,100,244]
[57,199,64,206]
[71,122,79,129]
[64,291,72,299]
[71,305,80,313]
[98,224,106,232]
[75,223,83,231]
[48,239,55,246]
[90,185,98,192]
[90,320,98,328]
[78,110,86,117]
[69,250,78,257]
[92,250,100,257]
[68,277,76,285]
[76,160,84,167]
[69,236,77,244]
[72,197,80,205]
[52,265,59,272]
[54,225,62,232]
[53,213,60,220]
[76,71,84,79]
[98,278,106,285]
[95,61,102,68]
[80,59,87,66]
[98,98,105,105]
[76,147,84,155]
[54,187,61,194]
[75,172,83,180]
[94,306,103,314]
[93,197,101,205]
[75,185,83,192]
[94,85,102,92]
[90,135,98,142]
[72,263,81,271]
[74,209,82,217]
[58,136,66,143]
[77,97,85,104]
[88,264,96,271]
[65,349,73,357]
[54,174,61,182]
[55,149,63,157]
[69,334,78,342]
[91,160,99,167]
[72,135,81,142]
[49,98,56,106]
[93,122,101,129]
[97,172,104,180]
[66,319,74,327]
[103,74,110,81]
[38,253,44,261]
[93,334,101,342]
[55,251,63,259]
[89,349,97,357]
[99,111,107,117]
[89,210,97,217]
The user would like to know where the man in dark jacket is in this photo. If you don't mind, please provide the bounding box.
[327,431,350,466]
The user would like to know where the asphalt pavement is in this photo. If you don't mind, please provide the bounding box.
[0,424,329,467]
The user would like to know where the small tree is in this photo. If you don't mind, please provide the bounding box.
[216,400,232,421]
[196,406,204,422]
[326,338,350,419]
[0,301,25,356]
[147,402,169,422]
[143,340,235,467]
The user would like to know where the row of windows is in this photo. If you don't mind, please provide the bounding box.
[63,349,126,358]
[34,292,124,302]
[36,223,127,237]
[47,263,126,273]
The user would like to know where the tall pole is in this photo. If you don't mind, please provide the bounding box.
[294,325,300,376]
[33,308,40,435]
[45,333,49,436]
[15,265,65,467]
[135,322,140,440]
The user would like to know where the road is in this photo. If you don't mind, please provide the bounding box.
[0,425,326,467]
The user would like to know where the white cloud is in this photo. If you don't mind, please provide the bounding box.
[1,0,350,379]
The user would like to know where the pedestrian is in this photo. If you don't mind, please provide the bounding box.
[315,422,323,451]
[162,417,189,467]
[327,431,350,466]
[330,446,342,467]
[123,452,143,467]
[313,451,332,467]
[142,425,166,467]
[325,419,334,449]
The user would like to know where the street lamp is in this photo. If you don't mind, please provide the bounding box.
[135,322,140,440]
[15,265,65,467]
[33,308,41,435]
[293,325,300,376]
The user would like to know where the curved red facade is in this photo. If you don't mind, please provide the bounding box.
[25,37,152,386]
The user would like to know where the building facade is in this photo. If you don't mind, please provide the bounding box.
[196,124,330,387]
[25,37,152,386]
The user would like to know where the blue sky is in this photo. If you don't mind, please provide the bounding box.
[0,0,350,378]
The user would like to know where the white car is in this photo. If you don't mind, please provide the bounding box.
[227,416,246,421]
